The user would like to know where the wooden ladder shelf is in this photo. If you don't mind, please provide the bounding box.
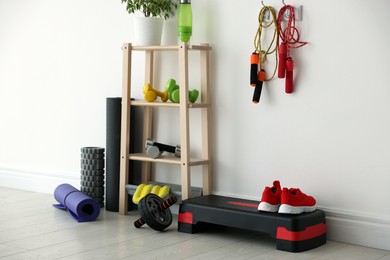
[118,42,212,215]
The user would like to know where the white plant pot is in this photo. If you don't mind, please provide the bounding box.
[133,16,164,46]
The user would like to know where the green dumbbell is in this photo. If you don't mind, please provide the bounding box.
[165,79,179,102]
[171,89,199,103]
[165,79,199,103]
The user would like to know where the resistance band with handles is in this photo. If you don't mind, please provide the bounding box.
[250,4,278,104]
[277,5,307,93]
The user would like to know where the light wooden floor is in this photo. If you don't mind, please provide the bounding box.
[1,187,390,260]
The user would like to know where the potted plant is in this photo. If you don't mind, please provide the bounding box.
[121,0,178,45]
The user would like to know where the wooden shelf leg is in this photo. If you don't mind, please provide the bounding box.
[200,44,212,195]
[142,106,153,183]
[179,42,191,199]
[119,43,132,215]
[142,50,154,183]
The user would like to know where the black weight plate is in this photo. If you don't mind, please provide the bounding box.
[139,194,172,231]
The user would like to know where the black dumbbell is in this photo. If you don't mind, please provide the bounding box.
[145,138,181,159]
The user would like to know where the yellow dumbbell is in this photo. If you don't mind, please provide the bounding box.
[143,84,168,102]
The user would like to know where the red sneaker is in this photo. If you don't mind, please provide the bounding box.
[258,180,282,212]
[278,188,317,214]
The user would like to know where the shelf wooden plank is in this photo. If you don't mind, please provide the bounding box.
[130,100,209,108]
[129,153,209,166]
[130,45,211,51]
[130,153,181,164]
[189,103,210,108]
[131,101,179,107]
[132,45,179,51]
[189,158,210,166]
[189,45,212,51]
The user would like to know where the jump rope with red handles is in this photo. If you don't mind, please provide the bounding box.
[250,3,307,103]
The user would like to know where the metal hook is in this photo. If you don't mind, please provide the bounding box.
[261,0,265,7]
[282,0,286,6]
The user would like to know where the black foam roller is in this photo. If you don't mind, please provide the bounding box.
[106,97,121,212]
[105,97,136,212]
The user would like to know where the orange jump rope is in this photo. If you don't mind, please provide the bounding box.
[250,4,278,104]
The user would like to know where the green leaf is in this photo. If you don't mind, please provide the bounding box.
[121,0,178,19]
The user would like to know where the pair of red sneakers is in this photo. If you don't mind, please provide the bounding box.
[258,180,317,214]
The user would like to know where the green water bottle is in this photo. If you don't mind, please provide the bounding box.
[178,0,192,42]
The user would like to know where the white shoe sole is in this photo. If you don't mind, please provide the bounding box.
[258,202,280,212]
[278,204,317,214]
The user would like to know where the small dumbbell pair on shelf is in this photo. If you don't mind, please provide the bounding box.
[145,138,181,159]
[143,79,199,103]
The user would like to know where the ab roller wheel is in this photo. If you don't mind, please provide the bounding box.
[134,194,177,231]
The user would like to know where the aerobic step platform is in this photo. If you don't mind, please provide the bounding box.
[178,195,326,252]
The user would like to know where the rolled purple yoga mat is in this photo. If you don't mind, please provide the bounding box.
[53,183,100,222]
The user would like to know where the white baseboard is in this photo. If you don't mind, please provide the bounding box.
[214,191,390,251]
[323,207,390,251]
[0,165,79,195]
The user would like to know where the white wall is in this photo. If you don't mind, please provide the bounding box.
[1,0,390,250]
